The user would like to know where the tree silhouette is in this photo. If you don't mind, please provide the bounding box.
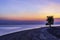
[46,16,54,27]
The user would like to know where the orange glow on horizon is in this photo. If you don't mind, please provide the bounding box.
[0,16,45,21]
[0,13,60,21]
[0,14,60,21]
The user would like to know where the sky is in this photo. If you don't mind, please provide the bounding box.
[0,0,60,21]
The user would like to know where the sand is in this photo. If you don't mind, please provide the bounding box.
[0,27,60,40]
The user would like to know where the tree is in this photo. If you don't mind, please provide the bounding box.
[46,16,54,27]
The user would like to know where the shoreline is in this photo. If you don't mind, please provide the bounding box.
[0,27,60,40]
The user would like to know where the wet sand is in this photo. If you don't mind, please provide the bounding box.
[0,27,60,40]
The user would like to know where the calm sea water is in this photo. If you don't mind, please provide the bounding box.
[0,25,60,36]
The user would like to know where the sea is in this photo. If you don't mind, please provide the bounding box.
[0,25,60,36]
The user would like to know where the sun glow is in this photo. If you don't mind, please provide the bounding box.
[0,0,60,21]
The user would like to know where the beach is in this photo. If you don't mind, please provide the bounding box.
[0,26,60,40]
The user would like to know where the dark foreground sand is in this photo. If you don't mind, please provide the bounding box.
[0,27,60,40]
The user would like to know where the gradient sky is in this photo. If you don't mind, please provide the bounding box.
[0,0,60,20]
